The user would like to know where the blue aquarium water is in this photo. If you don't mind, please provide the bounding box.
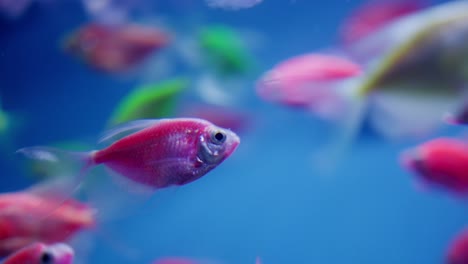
[0,0,468,264]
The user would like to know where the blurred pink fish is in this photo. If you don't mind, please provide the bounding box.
[0,188,95,256]
[340,0,425,45]
[447,228,468,264]
[256,53,361,120]
[63,22,170,73]
[206,0,262,10]
[400,138,468,196]
[18,118,240,192]
[3,242,74,264]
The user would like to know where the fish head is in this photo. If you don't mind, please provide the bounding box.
[197,123,240,168]
[3,243,73,264]
[39,243,74,264]
[400,138,468,191]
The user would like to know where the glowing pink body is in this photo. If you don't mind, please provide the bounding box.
[0,192,95,256]
[64,22,170,73]
[401,138,468,195]
[3,242,74,264]
[256,53,361,108]
[91,118,240,189]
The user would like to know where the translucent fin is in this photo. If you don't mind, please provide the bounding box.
[310,95,367,175]
[369,87,459,140]
[98,119,162,144]
[17,147,94,219]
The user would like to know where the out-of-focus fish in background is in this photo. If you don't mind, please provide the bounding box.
[2,242,74,264]
[339,0,427,46]
[108,77,189,126]
[205,0,262,10]
[18,118,240,194]
[0,183,95,256]
[257,0,468,172]
[62,22,171,74]
[446,227,468,264]
[256,53,362,120]
[400,137,468,196]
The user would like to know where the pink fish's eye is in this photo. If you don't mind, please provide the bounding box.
[211,130,226,144]
[40,251,54,264]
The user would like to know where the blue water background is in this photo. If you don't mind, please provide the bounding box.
[0,0,467,263]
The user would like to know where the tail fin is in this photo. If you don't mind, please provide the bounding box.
[17,146,95,209]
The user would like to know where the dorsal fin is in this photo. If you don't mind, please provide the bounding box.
[98,119,163,144]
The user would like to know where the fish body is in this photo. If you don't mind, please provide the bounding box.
[3,242,74,264]
[0,191,94,256]
[256,53,362,121]
[400,138,468,195]
[19,118,240,191]
[63,23,170,73]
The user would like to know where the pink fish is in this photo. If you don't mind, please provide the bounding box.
[63,22,170,73]
[447,228,468,264]
[256,53,361,120]
[18,118,240,191]
[0,189,95,257]
[340,0,425,45]
[400,138,468,195]
[3,242,74,264]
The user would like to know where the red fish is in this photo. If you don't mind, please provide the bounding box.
[340,0,425,45]
[18,118,240,191]
[256,53,361,120]
[3,242,74,264]
[63,22,170,73]
[400,138,468,195]
[0,189,95,256]
[447,227,468,264]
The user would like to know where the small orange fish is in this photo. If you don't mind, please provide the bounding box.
[3,242,74,264]
[0,187,95,256]
[400,138,468,195]
[63,22,170,73]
